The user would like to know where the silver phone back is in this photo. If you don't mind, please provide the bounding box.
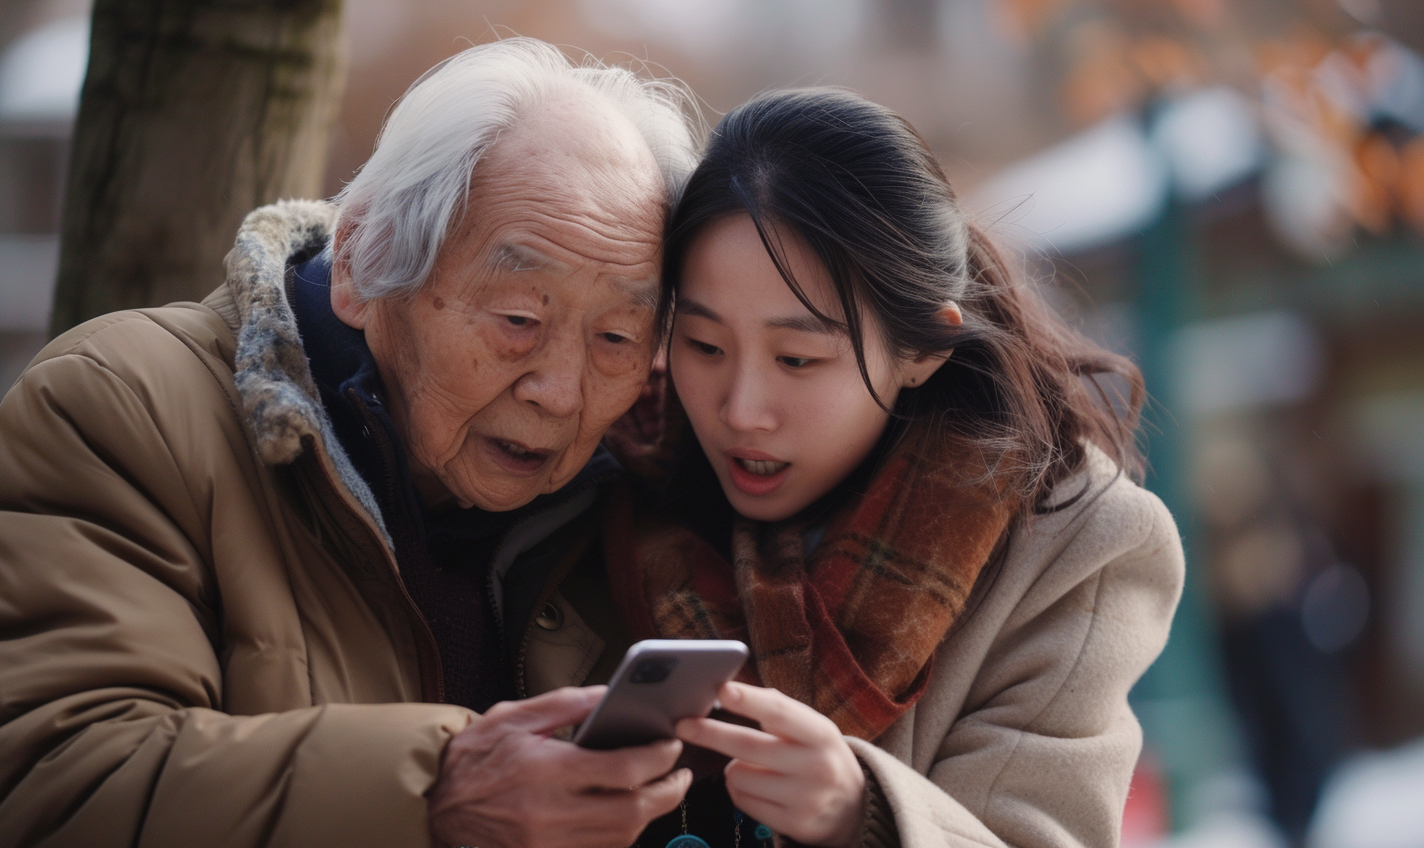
[574,639,748,750]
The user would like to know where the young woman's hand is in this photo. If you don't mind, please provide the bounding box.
[675,681,865,847]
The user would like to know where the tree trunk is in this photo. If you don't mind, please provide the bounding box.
[1381,0,1424,57]
[49,0,346,337]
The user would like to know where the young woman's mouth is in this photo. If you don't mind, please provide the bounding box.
[486,437,554,475]
[726,451,791,496]
[736,457,789,476]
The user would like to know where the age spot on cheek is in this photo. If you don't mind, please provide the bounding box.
[432,296,446,310]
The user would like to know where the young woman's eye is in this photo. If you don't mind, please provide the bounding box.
[687,338,721,356]
[778,356,815,368]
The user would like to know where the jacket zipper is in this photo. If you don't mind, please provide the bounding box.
[351,391,446,704]
[491,472,611,699]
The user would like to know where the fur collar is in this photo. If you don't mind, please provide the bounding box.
[222,199,390,544]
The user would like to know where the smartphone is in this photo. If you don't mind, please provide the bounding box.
[573,639,749,750]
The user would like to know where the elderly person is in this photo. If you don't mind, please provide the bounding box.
[0,39,698,848]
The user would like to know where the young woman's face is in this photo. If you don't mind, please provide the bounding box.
[670,214,913,522]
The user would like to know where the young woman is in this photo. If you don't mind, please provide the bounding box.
[602,88,1184,848]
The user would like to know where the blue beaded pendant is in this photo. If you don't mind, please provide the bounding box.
[665,835,712,848]
[753,824,773,840]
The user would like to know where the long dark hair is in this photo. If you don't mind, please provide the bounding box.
[662,88,1145,513]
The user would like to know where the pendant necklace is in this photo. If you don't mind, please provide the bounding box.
[663,800,711,848]
[662,802,774,848]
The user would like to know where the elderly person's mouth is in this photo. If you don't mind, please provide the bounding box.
[486,437,556,474]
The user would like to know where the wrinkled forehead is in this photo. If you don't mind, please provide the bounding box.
[463,98,667,278]
[488,242,661,307]
[480,93,665,222]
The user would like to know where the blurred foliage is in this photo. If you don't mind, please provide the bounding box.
[993,0,1424,249]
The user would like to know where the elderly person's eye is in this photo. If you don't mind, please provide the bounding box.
[503,314,536,327]
[599,332,632,344]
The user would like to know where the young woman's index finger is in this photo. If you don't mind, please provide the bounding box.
[676,714,780,762]
[717,681,841,746]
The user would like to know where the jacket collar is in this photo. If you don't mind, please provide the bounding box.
[223,199,390,544]
[225,199,340,466]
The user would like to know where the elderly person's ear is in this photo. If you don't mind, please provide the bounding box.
[329,219,371,330]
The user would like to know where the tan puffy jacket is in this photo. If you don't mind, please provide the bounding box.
[0,202,605,848]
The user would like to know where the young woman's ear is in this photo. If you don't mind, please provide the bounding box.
[900,303,963,388]
[329,218,372,330]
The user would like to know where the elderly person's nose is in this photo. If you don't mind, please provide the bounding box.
[513,327,586,417]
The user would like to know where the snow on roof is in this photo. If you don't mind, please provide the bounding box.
[0,16,89,123]
[969,87,1263,255]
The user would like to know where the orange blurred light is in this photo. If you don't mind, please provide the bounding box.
[1398,137,1424,236]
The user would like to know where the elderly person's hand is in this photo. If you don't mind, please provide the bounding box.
[429,686,692,848]
[676,682,865,847]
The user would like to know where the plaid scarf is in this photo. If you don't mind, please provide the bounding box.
[603,391,1017,741]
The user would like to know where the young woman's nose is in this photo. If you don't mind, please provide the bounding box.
[719,363,777,432]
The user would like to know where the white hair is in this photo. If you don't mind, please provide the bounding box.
[332,38,701,300]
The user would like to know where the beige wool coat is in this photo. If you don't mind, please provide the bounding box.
[540,446,1186,848]
[846,450,1184,848]
[0,200,1184,848]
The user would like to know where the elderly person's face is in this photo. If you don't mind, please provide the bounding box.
[333,95,665,510]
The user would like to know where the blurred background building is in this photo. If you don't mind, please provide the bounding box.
[2,0,1422,845]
